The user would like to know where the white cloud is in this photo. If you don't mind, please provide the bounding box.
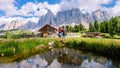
[0,0,17,16]
[107,0,120,16]
[30,2,60,16]
[60,0,77,11]
[0,0,120,18]
[23,17,39,23]
[34,8,48,16]
[16,2,37,16]
[61,0,112,11]
[0,17,24,25]
[14,2,60,16]
[44,3,60,15]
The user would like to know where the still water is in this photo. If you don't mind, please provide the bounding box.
[0,48,119,68]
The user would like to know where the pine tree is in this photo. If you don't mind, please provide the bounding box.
[108,17,117,35]
[100,21,109,33]
[114,16,120,35]
[89,22,95,32]
[100,22,105,33]
[105,21,109,33]
[79,24,84,31]
[66,25,72,32]
[94,20,100,32]
[73,25,79,32]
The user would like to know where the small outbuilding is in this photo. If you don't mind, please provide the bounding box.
[85,32,102,38]
[38,24,57,37]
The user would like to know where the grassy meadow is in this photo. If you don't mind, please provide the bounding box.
[0,38,62,63]
[0,38,60,56]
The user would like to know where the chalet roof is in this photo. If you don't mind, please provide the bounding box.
[38,24,57,32]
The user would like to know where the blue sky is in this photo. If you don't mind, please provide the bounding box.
[101,0,118,8]
[0,10,5,16]
[0,0,120,24]
[14,0,118,9]
[14,0,61,9]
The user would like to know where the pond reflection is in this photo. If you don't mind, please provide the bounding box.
[0,47,118,68]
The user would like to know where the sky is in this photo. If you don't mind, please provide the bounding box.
[0,0,120,24]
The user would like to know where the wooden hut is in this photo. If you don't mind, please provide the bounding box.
[85,32,102,38]
[38,24,57,37]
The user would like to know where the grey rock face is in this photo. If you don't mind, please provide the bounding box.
[0,8,110,30]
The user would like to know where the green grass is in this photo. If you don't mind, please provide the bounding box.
[0,38,60,57]
[0,37,62,63]
[64,37,120,60]
[102,33,120,39]
[5,29,34,35]
[0,29,34,39]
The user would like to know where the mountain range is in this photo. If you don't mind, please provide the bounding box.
[0,8,110,31]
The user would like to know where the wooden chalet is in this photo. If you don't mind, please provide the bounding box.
[85,32,102,38]
[38,24,57,37]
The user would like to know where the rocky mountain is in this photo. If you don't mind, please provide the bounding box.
[0,8,110,31]
[2,20,24,30]
[18,21,36,30]
[35,8,110,30]
[55,8,82,25]
[0,24,5,30]
[0,20,36,30]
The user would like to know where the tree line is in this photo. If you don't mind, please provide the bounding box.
[89,16,120,36]
[66,16,120,36]
[66,24,85,32]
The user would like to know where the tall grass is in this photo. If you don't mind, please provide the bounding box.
[65,37,120,60]
[0,38,59,57]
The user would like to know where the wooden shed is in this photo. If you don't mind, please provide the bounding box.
[85,32,102,38]
[38,24,57,37]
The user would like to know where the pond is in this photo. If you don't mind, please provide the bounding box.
[0,47,119,68]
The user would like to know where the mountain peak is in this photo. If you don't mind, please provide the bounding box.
[47,9,53,14]
[0,8,110,31]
